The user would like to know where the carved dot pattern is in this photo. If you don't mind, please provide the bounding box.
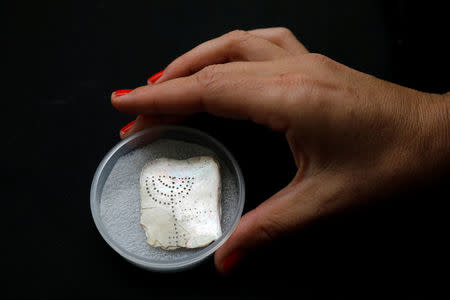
[145,175,199,245]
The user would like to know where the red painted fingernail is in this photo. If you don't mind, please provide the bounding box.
[113,89,133,97]
[148,70,165,84]
[221,251,243,273]
[120,120,135,135]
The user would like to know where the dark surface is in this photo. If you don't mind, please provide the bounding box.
[4,0,448,298]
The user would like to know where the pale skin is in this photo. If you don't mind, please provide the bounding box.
[111,28,450,273]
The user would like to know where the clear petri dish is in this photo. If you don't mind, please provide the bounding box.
[90,126,245,271]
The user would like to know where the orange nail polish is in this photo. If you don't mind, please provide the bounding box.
[148,70,164,84]
[114,89,133,97]
[120,120,135,135]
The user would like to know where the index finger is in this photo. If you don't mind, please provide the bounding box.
[112,64,290,131]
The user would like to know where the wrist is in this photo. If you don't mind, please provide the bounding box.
[439,92,450,160]
[416,92,450,174]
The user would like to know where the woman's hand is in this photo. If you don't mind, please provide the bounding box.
[111,28,450,273]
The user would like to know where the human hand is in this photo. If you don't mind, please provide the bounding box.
[111,28,450,273]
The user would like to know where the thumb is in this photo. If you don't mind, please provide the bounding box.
[214,178,323,273]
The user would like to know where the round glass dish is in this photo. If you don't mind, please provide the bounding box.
[90,126,245,271]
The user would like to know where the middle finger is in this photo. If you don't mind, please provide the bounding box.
[155,30,291,84]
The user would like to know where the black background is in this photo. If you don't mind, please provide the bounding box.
[4,0,449,298]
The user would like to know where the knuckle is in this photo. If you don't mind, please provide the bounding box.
[195,64,225,90]
[256,217,286,242]
[274,27,295,40]
[307,53,338,69]
[225,29,249,39]
[246,210,285,243]
[224,29,252,46]
[255,221,276,242]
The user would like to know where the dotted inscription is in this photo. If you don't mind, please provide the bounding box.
[144,175,197,245]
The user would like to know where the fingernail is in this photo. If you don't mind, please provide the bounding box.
[120,120,135,135]
[113,89,133,97]
[148,70,165,84]
[221,251,243,273]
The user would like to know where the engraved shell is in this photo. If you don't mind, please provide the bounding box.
[140,157,222,250]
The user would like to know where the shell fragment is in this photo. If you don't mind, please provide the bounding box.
[140,157,222,250]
